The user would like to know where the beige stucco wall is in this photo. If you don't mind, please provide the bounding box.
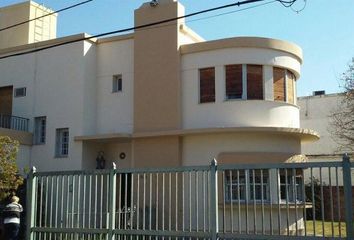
[133,137,181,168]
[0,1,56,49]
[182,133,301,166]
[133,0,183,133]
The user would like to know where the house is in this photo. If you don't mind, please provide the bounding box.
[0,0,320,235]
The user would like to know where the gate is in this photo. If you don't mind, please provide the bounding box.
[26,155,353,239]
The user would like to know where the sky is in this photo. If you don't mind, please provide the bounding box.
[1,0,353,97]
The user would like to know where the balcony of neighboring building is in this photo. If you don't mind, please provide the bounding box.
[0,114,32,145]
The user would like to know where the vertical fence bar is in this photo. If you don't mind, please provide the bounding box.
[26,167,37,240]
[210,159,218,240]
[108,163,117,240]
[342,153,353,238]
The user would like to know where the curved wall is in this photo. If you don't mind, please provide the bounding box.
[181,45,301,130]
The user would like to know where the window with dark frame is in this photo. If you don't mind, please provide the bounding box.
[34,117,46,144]
[112,75,122,93]
[199,67,215,103]
[247,65,263,100]
[14,87,26,97]
[225,64,243,99]
[56,128,69,157]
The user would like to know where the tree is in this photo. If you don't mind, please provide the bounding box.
[0,136,24,202]
[330,58,354,152]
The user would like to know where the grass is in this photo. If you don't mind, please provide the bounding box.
[305,221,346,237]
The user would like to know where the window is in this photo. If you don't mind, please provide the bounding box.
[14,87,26,97]
[225,170,269,202]
[56,128,69,157]
[280,169,303,202]
[247,65,263,100]
[34,117,46,144]
[273,67,286,101]
[286,71,295,104]
[199,67,215,103]
[225,64,243,99]
[112,75,122,93]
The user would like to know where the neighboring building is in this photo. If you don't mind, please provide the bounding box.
[0,0,319,234]
[298,91,353,162]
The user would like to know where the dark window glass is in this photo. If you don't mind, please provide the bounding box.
[199,67,215,103]
[226,64,243,99]
[247,65,263,100]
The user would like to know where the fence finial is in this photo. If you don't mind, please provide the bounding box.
[211,158,217,166]
[112,162,116,170]
[31,166,36,173]
[343,153,350,162]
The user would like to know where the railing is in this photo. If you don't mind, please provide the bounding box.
[26,155,354,240]
[0,114,29,131]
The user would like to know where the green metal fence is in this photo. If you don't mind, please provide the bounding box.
[26,155,353,240]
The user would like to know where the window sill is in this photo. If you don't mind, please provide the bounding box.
[54,155,68,159]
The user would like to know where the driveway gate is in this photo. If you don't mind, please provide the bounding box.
[26,155,353,239]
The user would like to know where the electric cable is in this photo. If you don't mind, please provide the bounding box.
[0,0,297,60]
[0,0,94,32]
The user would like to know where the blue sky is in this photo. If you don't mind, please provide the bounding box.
[1,0,353,96]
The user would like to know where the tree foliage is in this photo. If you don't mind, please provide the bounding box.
[331,58,354,151]
[0,136,23,202]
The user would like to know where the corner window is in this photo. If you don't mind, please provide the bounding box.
[273,67,286,101]
[14,87,26,98]
[56,128,69,157]
[112,75,122,93]
[286,71,295,104]
[225,64,243,99]
[34,117,46,144]
[247,65,263,100]
[199,67,215,103]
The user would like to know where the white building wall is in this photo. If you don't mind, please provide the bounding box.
[96,39,134,134]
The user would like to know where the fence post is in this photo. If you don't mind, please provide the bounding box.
[26,167,36,240]
[342,153,353,239]
[210,158,219,240]
[108,163,117,240]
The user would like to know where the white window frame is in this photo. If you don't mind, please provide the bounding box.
[34,116,46,144]
[279,170,303,203]
[225,169,269,202]
[112,74,122,93]
[56,128,69,158]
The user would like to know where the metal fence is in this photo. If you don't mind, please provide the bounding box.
[26,155,354,240]
[0,114,29,131]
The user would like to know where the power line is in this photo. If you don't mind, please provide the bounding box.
[0,0,94,32]
[0,0,297,60]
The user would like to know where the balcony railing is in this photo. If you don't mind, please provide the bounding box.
[0,114,29,132]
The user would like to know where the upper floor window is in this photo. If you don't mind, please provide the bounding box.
[34,116,46,144]
[199,67,215,103]
[286,71,295,104]
[14,87,26,98]
[56,128,69,157]
[273,67,286,101]
[273,67,296,104]
[112,74,122,93]
[225,64,243,99]
[247,65,263,100]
